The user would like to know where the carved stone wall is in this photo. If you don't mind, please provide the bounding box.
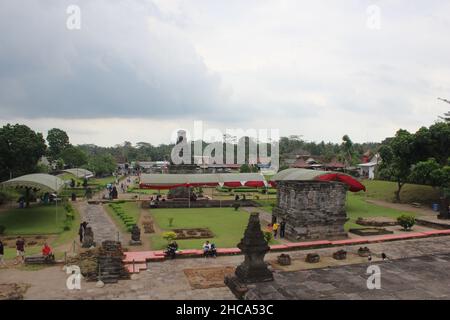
[272,180,348,240]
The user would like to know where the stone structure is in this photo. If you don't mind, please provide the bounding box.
[225,213,273,299]
[167,187,197,200]
[357,247,371,257]
[82,226,95,248]
[333,250,347,260]
[438,197,450,220]
[277,254,291,266]
[305,253,320,263]
[97,241,130,284]
[272,180,348,240]
[129,225,142,245]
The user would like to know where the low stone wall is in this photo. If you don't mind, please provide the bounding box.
[141,199,258,209]
[272,180,348,241]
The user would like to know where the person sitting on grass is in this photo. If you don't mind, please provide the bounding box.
[203,241,211,257]
[165,241,178,259]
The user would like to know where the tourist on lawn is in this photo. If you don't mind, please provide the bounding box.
[272,222,279,238]
[203,241,211,257]
[0,239,6,266]
[280,220,286,238]
[15,236,25,264]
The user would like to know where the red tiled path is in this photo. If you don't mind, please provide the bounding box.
[123,229,450,273]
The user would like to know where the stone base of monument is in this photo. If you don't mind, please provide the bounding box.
[277,254,291,266]
[332,250,347,260]
[358,247,371,257]
[129,240,142,246]
[224,275,250,300]
[305,253,320,263]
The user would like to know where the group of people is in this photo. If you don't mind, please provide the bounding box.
[0,236,53,266]
[267,220,286,239]
[202,241,217,258]
[163,240,218,259]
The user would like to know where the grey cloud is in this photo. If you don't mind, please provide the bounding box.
[0,0,234,121]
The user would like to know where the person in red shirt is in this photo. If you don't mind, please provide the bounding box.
[42,242,52,256]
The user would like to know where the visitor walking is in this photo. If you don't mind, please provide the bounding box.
[79,221,88,243]
[280,220,286,238]
[0,239,6,266]
[272,222,279,238]
[15,236,25,264]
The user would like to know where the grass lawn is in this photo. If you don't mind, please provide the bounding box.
[1,203,80,260]
[253,192,414,231]
[149,207,278,250]
[0,204,69,235]
[355,180,440,205]
[345,193,415,231]
[104,201,141,232]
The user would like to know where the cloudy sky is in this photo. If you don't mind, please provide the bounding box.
[1,0,449,146]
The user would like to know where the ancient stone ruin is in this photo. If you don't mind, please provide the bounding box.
[129,225,142,245]
[305,253,320,263]
[225,213,273,299]
[272,180,348,240]
[96,241,130,284]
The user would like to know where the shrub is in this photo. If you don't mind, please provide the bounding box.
[168,217,174,227]
[397,215,416,231]
[263,231,273,243]
[162,231,177,243]
[0,225,5,235]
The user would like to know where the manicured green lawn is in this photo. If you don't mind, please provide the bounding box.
[0,204,69,235]
[0,203,80,260]
[345,193,415,230]
[149,207,277,250]
[355,180,440,205]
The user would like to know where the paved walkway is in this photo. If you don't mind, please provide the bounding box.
[246,252,450,300]
[2,235,450,299]
[76,201,126,244]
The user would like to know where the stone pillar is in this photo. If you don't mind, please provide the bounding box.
[225,213,273,299]
[272,180,348,240]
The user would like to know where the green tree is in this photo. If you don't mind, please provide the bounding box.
[341,134,355,166]
[47,128,70,160]
[87,153,117,177]
[0,124,47,181]
[60,146,88,168]
[378,129,417,202]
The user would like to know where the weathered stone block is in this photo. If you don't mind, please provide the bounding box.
[272,181,348,240]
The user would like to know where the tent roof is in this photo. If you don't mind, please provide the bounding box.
[139,173,267,189]
[270,168,365,192]
[62,168,94,179]
[271,168,328,181]
[1,173,65,192]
